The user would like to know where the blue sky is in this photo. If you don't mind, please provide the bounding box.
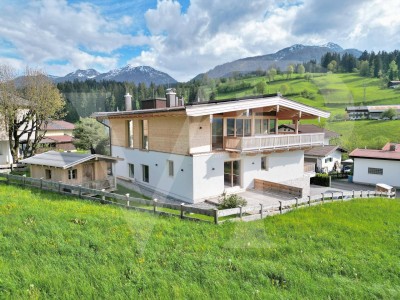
[0,0,399,81]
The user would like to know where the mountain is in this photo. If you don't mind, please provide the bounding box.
[200,42,363,79]
[54,69,100,83]
[53,65,177,85]
[95,65,177,85]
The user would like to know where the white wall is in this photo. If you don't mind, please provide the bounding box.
[0,141,12,165]
[353,158,400,187]
[112,146,194,202]
[320,150,342,172]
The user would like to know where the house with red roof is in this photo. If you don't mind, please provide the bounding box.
[38,120,76,152]
[350,143,400,187]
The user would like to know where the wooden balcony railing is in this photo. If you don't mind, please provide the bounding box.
[224,133,325,152]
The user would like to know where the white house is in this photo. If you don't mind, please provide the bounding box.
[350,143,400,187]
[94,93,330,203]
[304,145,346,173]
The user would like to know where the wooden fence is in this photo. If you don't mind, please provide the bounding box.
[0,173,396,224]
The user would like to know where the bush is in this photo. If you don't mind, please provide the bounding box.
[218,193,247,209]
[310,173,331,187]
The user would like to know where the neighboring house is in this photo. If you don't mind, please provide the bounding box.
[94,93,330,203]
[278,124,339,145]
[388,81,400,88]
[346,105,400,120]
[20,151,119,190]
[304,145,347,173]
[349,143,400,187]
[38,120,76,152]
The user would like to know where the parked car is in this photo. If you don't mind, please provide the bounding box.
[343,165,352,173]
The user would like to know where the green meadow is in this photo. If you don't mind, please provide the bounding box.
[1,184,400,299]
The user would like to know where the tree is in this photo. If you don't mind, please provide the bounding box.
[280,84,289,95]
[388,60,398,81]
[286,65,294,79]
[255,81,266,95]
[359,61,370,77]
[0,65,64,163]
[267,68,277,82]
[73,118,109,154]
[297,64,305,76]
[381,108,397,120]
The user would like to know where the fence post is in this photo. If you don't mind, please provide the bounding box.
[79,185,82,198]
[101,189,105,202]
[22,174,26,187]
[295,197,298,209]
[360,190,363,198]
[239,206,243,219]
[6,173,10,184]
[321,193,325,204]
[213,209,219,225]
[367,191,370,198]
[126,193,130,207]
[352,190,355,199]
[58,181,62,193]
[341,191,344,201]
[180,203,185,219]
[279,201,282,214]
[153,199,157,214]
[331,192,334,202]
[308,196,311,207]
[40,177,43,189]
[260,204,263,219]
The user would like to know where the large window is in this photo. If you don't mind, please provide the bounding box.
[255,119,269,135]
[68,169,77,180]
[368,167,383,175]
[226,118,251,137]
[142,165,149,182]
[141,120,148,150]
[127,120,134,148]
[212,117,223,149]
[128,163,135,178]
[167,160,174,177]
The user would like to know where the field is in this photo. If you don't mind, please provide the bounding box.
[214,73,400,150]
[1,184,400,298]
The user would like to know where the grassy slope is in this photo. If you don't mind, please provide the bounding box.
[1,185,400,298]
[215,73,400,150]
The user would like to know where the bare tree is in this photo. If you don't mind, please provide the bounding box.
[0,65,65,163]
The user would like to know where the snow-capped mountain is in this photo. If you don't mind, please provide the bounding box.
[53,65,177,85]
[95,65,177,85]
[198,42,362,79]
[54,69,100,83]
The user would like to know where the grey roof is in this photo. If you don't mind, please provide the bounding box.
[305,145,346,157]
[20,151,118,169]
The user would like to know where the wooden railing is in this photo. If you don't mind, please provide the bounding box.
[224,133,324,152]
[1,173,396,225]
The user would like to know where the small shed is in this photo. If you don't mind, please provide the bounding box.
[375,183,396,197]
[20,151,120,191]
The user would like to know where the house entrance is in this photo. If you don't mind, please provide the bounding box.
[224,160,241,187]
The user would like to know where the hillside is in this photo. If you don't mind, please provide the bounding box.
[1,185,400,298]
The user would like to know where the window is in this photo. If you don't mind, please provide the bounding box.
[255,119,269,135]
[227,118,251,137]
[68,169,77,180]
[45,169,52,179]
[325,157,333,163]
[261,157,269,170]
[142,165,149,183]
[128,163,135,178]
[168,160,174,177]
[127,120,134,148]
[269,119,276,133]
[141,120,148,150]
[368,167,383,175]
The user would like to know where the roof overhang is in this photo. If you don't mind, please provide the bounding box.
[185,96,330,119]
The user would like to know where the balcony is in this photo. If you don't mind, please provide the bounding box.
[223,133,325,152]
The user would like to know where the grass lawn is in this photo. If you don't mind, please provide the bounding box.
[1,184,400,298]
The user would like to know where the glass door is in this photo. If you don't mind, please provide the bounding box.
[224,160,241,187]
[212,118,223,150]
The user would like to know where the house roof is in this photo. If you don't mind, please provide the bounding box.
[39,135,74,144]
[93,95,330,120]
[349,147,400,161]
[305,145,346,157]
[41,120,75,131]
[278,124,339,138]
[20,151,118,169]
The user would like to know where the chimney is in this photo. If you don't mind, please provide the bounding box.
[166,88,178,107]
[124,92,132,111]
[390,144,396,151]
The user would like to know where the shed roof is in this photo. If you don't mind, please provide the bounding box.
[20,151,118,169]
[305,145,346,157]
[42,120,75,131]
[349,148,400,161]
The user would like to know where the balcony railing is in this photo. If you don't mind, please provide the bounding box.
[224,133,325,152]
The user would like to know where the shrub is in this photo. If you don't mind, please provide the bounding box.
[310,173,331,187]
[218,193,247,209]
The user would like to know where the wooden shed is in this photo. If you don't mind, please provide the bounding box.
[20,151,119,191]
